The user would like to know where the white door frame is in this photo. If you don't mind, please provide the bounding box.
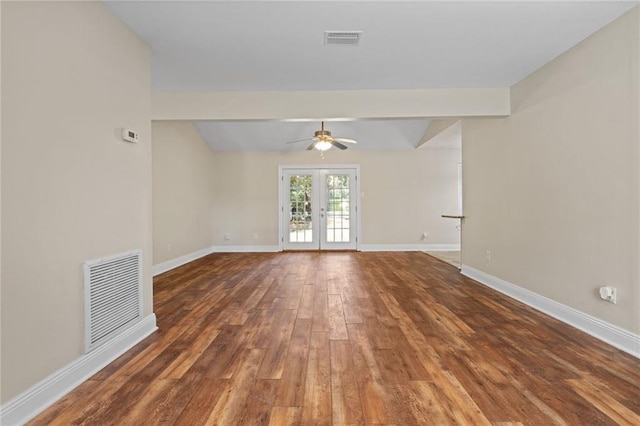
[278,164,361,251]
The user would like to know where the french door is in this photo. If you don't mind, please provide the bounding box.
[281,167,358,250]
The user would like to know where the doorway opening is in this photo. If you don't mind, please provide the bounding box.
[279,165,360,251]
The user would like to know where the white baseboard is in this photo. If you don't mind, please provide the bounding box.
[152,246,215,276]
[360,244,460,252]
[0,314,158,426]
[422,244,460,251]
[461,265,640,359]
[212,245,280,253]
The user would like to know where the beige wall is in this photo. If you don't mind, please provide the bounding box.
[462,7,640,333]
[211,148,461,247]
[1,1,152,402]
[152,121,216,264]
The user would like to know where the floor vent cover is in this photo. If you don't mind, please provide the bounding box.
[84,250,142,353]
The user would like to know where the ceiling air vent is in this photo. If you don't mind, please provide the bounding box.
[324,31,362,46]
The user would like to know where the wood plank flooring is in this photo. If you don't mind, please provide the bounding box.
[424,251,461,269]
[30,252,640,425]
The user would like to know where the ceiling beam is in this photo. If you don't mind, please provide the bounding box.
[151,88,510,121]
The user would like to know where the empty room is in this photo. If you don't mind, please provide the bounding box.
[1,1,639,425]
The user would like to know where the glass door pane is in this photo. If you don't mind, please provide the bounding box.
[325,175,350,243]
[289,175,313,243]
[320,169,356,250]
[283,170,319,250]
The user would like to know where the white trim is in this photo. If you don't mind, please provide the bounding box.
[212,245,280,253]
[0,315,158,426]
[152,246,215,276]
[461,265,640,359]
[423,244,461,251]
[279,164,362,170]
[360,244,460,252]
[278,166,283,251]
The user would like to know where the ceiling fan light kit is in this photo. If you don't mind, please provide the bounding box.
[286,121,358,151]
[314,141,333,151]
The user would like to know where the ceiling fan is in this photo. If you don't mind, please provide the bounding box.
[286,121,358,151]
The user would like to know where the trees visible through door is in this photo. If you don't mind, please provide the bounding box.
[289,175,313,243]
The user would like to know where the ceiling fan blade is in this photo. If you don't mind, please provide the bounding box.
[331,141,348,150]
[306,142,316,151]
[286,137,314,144]
[333,137,357,144]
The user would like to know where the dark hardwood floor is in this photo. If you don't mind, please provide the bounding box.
[30,252,640,425]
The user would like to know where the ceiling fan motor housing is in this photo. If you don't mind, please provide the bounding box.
[314,130,332,139]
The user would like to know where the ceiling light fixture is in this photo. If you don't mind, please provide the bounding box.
[314,140,332,151]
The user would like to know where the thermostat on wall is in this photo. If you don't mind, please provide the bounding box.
[122,128,139,143]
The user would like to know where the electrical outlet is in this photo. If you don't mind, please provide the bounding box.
[485,250,491,261]
[224,233,230,241]
[253,233,259,240]
[599,286,617,304]
[167,244,171,252]
[421,232,428,240]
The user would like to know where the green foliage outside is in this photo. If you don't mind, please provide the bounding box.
[289,175,350,215]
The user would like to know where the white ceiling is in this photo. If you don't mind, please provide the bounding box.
[103,0,638,151]
[105,0,636,91]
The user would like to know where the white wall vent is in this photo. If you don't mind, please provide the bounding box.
[84,250,142,353]
[324,31,362,46]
